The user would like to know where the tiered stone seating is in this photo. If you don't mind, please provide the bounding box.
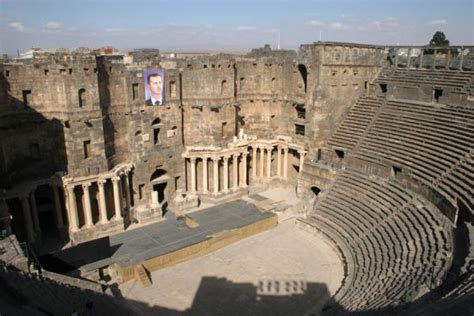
[376,68,474,93]
[300,169,454,312]
[327,96,384,150]
[0,266,128,315]
[354,99,474,213]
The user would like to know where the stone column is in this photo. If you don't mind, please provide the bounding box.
[123,173,131,210]
[112,177,123,221]
[432,49,437,69]
[213,157,219,194]
[202,156,208,194]
[445,49,451,69]
[459,48,464,70]
[82,183,93,227]
[407,48,412,68]
[299,151,306,173]
[266,147,272,178]
[98,179,108,225]
[419,49,424,69]
[29,191,41,234]
[66,185,79,231]
[52,185,64,229]
[223,156,229,193]
[0,199,12,236]
[232,153,239,191]
[20,195,35,243]
[252,146,257,178]
[190,157,197,193]
[283,147,289,179]
[259,147,264,178]
[394,48,399,67]
[241,152,248,188]
[276,146,282,177]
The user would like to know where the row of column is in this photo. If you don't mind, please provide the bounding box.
[10,184,65,244]
[252,145,290,179]
[65,171,132,232]
[188,152,248,195]
[186,145,306,195]
[393,48,465,70]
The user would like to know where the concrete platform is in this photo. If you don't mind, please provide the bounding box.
[40,199,277,281]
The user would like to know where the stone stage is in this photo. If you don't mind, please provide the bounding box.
[40,199,277,283]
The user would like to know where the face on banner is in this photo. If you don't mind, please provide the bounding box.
[144,69,164,106]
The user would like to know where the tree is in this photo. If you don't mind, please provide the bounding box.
[429,31,450,47]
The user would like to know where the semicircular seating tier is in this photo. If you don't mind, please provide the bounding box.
[299,168,454,313]
[328,96,474,216]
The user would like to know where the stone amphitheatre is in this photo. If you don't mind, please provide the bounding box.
[0,42,473,315]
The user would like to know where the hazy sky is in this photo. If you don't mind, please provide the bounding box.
[1,0,473,55]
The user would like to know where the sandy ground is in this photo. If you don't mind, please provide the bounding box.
[120,218,343,315]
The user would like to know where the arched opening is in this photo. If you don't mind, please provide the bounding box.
[150,168,169,214]
[78,88,86,107]
[297,64,307,94]
[152,118,161,145]
[311,186,321,197]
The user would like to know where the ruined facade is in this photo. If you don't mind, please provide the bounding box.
[0,42,473,313]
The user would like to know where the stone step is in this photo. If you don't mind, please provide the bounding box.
[134,264,152,288]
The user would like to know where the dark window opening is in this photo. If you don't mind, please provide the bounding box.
[22,90,31,106]
[433,88,443,103]
[221,122,227,138]
[379,83,387,94]
[5,70,10,77]
[364,81,368,90]
[84,68,89,73]
[69,68,73,75]
[295,124,305,136]
[392,166,402,177]
[297,64,308,93]
[78,88,86,107]
[153,128,161,145]
[44,69,49,75]
[317,148,322,161]
[138,184,145,200]
[296,105,306,119]
[59,69,66,74]
[132,83,139,100]
[83,140,91,159]
[311,186,321,197]
[335,149,344,159]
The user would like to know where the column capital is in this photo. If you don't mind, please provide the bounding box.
[111,176,121,183]
[223,155,230,161]
[65,184,75,193]
[211,156,220,162]
[242,152,249,157]
[81,182,91,189]
[97,178,107,186]
[189,156,196,163]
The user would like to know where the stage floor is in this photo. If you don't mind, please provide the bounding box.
[40,199,275,273]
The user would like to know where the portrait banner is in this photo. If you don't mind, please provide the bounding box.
[144,69,164,106]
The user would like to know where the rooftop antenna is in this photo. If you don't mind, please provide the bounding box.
[278,31,281,50]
